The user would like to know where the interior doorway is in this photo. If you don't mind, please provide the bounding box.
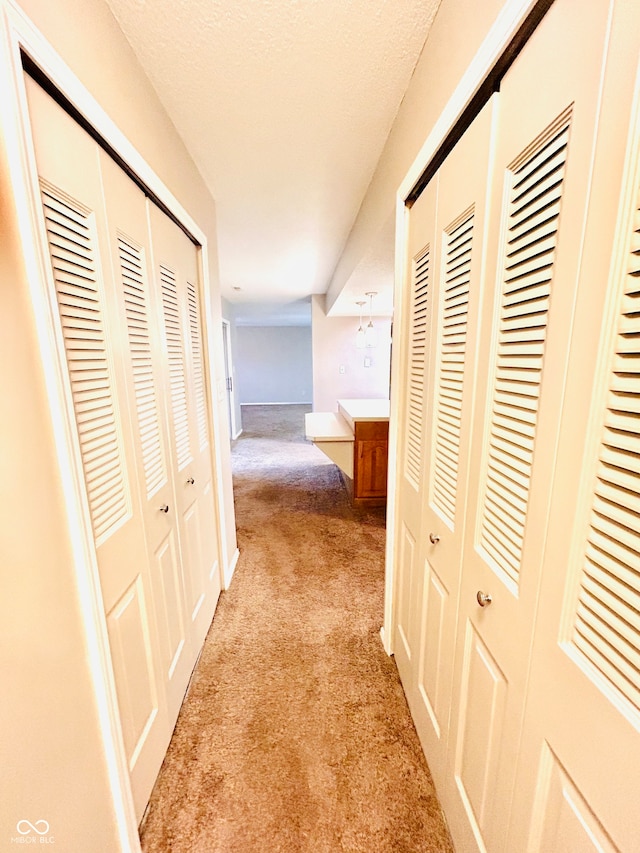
[222,319,238,439]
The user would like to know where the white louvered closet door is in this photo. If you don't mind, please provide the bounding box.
[444,2,616,851]
[407,101,495,798]
[393,177,438,702]
[24,78,171,818]
[98,152,196,728]
[507,3,640,850]
[148,205,221,652]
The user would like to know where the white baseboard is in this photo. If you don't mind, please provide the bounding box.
[379,625,392,656]
[223,547,240,590]
[240,401,312,406]
[231,428,243,440]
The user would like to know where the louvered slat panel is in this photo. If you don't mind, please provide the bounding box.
[186,280,208,450]
[41,186,129,541]
[405,247,430,488]
[571,185,640,712]
[480,120,571,584]
[160,266,191,469]
[117,236,167,497]
[431,209,473,524]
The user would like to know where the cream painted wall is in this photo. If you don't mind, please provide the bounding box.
[0,0,237,849]
[326,0,507,310]
[312,295,391,412]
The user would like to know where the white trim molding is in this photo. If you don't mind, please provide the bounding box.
[224,547,241,590]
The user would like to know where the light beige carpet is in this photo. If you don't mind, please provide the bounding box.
[140,404,454,853]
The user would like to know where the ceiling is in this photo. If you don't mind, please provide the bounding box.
[104,0,441,317]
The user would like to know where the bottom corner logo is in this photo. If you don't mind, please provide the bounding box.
[16,820,50,836]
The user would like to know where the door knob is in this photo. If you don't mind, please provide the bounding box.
[429,533,440,544]
[159,504,169,513]
[186,477,195,485]
[476,590,492,607]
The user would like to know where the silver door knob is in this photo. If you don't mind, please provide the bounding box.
[186,477,195,485]
[476,590,492,607]
[429,533,440,544]
[159,504,169,513]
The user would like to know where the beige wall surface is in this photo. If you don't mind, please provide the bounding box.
[312,295,391,412]
[0,0,236,849]
[326,0,506,310]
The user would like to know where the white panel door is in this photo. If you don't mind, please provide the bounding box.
[148,204,221,651]
[99,152,195,726]
[508,4,640,850]
[393,177,438,695]
[409,101,495,795]
[25,77,170,819]
[445,2,616,850]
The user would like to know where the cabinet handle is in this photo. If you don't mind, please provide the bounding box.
[186,477,195,485]
[476,591,492,607]
[159,504,169,514]
[429,533,440,544]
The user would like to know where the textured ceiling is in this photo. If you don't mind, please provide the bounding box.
[104,0,441,313]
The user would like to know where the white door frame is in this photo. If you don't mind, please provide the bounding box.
[383,0,550,655]
[0,2,230,848]
[221,319,239,439]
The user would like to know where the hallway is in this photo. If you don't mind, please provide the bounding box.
[139,405,453,852]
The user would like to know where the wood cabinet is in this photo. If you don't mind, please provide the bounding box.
[336,399,390,507]
[307,400,390,508]
[353,420,388,504]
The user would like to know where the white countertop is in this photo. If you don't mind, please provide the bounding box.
[304,411,353,442]
[337,398,390,426]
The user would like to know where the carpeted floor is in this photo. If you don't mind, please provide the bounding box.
[140,404,454,852]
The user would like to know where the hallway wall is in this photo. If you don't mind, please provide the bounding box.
[1,0,234,849]
[326,0,507,310]
[236,325,313,404]
[312,295,392,411]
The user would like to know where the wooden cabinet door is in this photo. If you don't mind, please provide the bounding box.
[354,421,388,498]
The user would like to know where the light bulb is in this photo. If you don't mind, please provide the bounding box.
[355,301,367,349]
[365,322,377,348]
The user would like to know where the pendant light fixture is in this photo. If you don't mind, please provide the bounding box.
[355,300,366,349]
[365,291,378,348]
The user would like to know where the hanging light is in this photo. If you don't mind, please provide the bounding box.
[355,300,366,349]
[365,291,378,348]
